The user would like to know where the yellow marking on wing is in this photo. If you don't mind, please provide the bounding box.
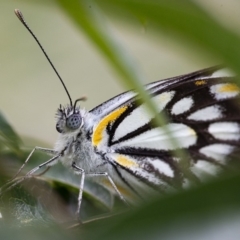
[92,106,128,146]
[115,155,139,168]
[195,80,207,86]
[218,83,239,93]
[189,128,196,136]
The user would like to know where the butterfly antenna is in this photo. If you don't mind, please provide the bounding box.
[14,9,73,106]
[73,96,87,112]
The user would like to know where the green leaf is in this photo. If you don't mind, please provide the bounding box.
[0,111,21,154]
[81,172,240,240]
[97,0,240,78]
[0,150,115,223]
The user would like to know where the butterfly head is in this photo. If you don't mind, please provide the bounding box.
[56,97,86,134]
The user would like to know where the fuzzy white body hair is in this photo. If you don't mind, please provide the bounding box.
[54,110,110,174]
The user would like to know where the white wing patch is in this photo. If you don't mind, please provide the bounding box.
[211,68,235,78]
[188,105,223,121]
[199,143,235,164]
[91,91,136,118]
[210,83,239,100]
[191,160,221,180]
[150,159,174,177]
[198,68,235,79]
[113,91,175,142]
[116,123,197,151]
[208,122,240,141]
[171,96,194,115]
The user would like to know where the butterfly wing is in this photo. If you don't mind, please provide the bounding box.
[89,66,240,200]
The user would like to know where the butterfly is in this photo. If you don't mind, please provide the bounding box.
[2,10,240,217]
[5,64,240,212]
[53,65,240,206]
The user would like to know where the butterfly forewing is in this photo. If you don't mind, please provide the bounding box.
[89,66,240,200]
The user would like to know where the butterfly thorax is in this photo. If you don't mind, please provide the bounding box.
[54,105,108,174]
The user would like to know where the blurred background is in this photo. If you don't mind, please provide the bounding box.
[2,0,239,147]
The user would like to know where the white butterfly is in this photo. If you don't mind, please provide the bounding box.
[53,66,240,205]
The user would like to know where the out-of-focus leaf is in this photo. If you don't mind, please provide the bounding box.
[0,224,79,240]
[0,111,21,153]
[81,172,240,240]
[0,149,115,223]
[96,0,240,79]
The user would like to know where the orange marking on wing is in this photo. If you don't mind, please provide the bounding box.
[195,80,207,86]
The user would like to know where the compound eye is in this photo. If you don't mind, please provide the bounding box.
[66,114,82,130]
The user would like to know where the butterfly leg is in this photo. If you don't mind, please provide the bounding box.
[12,147,57,180]
[72,162,85,218]
[86,172,129,206]
[0,154,60,195]
[72,162,130,219]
